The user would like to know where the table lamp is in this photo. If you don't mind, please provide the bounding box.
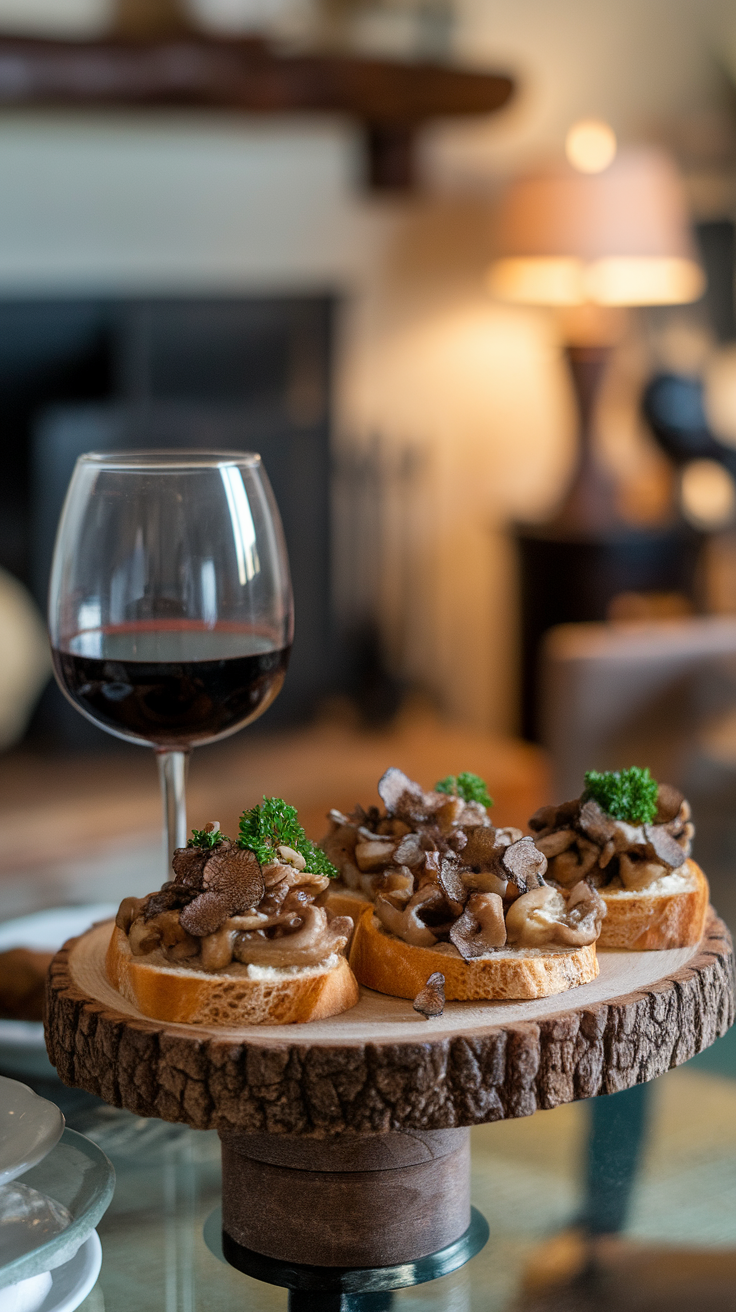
[490,126,707,740]
[488,131,704,531]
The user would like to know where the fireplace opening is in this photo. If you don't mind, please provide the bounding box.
[0,296,335,749]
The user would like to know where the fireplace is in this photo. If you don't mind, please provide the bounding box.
[0,295,335,746]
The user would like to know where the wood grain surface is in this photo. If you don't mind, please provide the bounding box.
[220,1127,471,1266]
[45,909,734,1136]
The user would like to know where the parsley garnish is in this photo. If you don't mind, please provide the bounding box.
[238,796,338,878]
[583,767,658,825]
[435,772,493,808]
[188,826,229,850]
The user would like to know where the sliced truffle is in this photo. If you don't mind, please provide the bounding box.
[462,826,500,868]
[180,847,265,937]
[449,892,506,959]
[171,846,208,889]
[143,884,197,921]
[437,856,468,913]
[377,768,438,824]
[501,837,548,892]
[644,824,687,870]
[578,799,616,846]
[413,972,446,1019]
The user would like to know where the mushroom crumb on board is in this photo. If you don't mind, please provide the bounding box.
[413,972,445,1018]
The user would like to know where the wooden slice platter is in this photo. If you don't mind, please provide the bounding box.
[46,909,734,1136]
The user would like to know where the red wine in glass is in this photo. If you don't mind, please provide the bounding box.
[52,623,291,748]
[48,452,294,874]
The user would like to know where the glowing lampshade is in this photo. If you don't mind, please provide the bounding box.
[489,147,704,307]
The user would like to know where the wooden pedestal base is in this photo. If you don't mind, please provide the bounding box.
[220,1128,470,1268]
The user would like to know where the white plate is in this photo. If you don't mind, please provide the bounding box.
[0,906,117,1079]
[39,1231,102,1312]
[0,1077,64,1186]
[0,1129,114,1291]
[5,1230,103,1312]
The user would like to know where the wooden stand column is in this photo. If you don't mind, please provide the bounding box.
[219,1128,470,1268]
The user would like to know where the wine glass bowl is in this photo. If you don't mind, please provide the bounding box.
[48,450,293,865]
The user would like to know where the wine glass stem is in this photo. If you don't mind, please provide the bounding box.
[156,749,190,877]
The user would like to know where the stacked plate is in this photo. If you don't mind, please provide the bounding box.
[0,1076,115,1312]
[0,904,117,1311]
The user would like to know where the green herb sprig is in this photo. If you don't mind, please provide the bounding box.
[583,767,658,825]
[435,772,493,809]
[238,796,338,878]
[188,826,229,850]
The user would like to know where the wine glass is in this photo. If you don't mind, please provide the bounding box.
[48,450,293,875]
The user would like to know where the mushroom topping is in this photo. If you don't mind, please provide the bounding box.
[393,833,425,867]
[505,883,604,948]
[376,867,415,902]
[501,837,548,892]
[180,847,265,937]
[171,846,209,888]
[449,892,506,959]
[462,868,508,897]
[462,826,500,867]
[545,836,600,887]
[374,886,441,946]
[377,767,439,825]
[555,881,606,946]
[535,828,576,859]
[116,896,143,933]
[643,824,686,870]
[413,972,446,1019]
[321,818,359,872]
[495,826,524,847]
[129,909,200,961]
[355,838,397,872]
[233,905,352,967]
[577,799,617,846]
[200,926,237,972]
[436,797,466,833]
[618,854,669,890]
[655,783,685,824]
[437,856,468,913]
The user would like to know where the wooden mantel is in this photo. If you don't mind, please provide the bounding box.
[0,33,513,188]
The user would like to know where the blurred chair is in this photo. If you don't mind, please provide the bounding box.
[541,614,736,798]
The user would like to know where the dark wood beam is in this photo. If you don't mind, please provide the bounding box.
[0,35,514,188]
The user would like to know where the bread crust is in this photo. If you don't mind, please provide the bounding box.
[348,910,598,1001]
[597,858,708,950]
[106,924,360,1026]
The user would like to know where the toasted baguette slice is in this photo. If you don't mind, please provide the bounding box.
[349,910,598,1001]
[597,858,708,950]
[106,925,360,1026]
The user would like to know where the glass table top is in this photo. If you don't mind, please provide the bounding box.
[13,1022,736,1312]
